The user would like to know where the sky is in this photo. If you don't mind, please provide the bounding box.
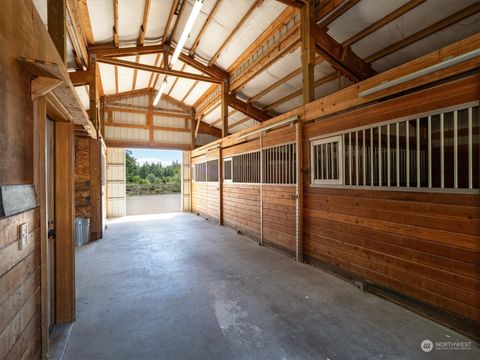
[128,149,182,166]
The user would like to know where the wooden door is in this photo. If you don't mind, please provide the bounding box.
[46,119,56,328]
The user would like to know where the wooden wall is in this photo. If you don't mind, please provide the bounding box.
[0,0,76,357]
[190,75,480,332]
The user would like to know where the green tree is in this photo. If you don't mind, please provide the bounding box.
[125,150,139,183]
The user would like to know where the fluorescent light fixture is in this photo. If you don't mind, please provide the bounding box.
[153,79,168,106]
[359,48,480,97]
[170,0,203,67]
[237,115,300,140]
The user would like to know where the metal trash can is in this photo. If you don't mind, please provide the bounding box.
[75,217,90,247]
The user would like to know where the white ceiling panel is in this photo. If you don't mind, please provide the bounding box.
[327,0,410,44]
[145,0,173,45]
[216,0,286,69]
[118,0,145,45]
[88,0,114,43]
[352,0,478,59]
[99,63,116,95]
[184,81,212,105]
[194,0,256,63]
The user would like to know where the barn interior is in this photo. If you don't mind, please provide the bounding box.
[0,0,479,358]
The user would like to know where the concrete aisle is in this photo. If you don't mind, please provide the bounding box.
[64,213,478,360]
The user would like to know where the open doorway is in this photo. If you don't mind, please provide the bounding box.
[125,149,182,215]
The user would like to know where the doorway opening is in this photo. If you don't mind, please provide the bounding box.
[125,149,182,215]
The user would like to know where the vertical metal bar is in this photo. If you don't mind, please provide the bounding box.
[406,121,410,187]
[440,113,444,188]
[325,143,329,179]
[468,107,473,189]
[453,111,458,189]
[363,129,366,186]
[396,122,400,187]
[370,128,374,186]
[387,125,390,186]
[416,118,420,187]
[378,127,382,186]
[260,136,263,245]
[349,133,352,185]
[355,131,359,185]
[428,116,432,188]
[331,141,334,180]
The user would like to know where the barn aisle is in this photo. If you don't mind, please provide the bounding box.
[61,214,477,360]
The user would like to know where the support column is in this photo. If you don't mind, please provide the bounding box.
[55,121,76,322]
[219,146,224,225]
[221,80,229,137]
[48,0,67,63]
[295,121,304,262]
[301,2,314,104]
[191,109,196,149]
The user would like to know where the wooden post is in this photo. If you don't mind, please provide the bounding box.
[48,0,67,63]
[89,58,98,128]
[221,80,229,137]
[191,109,196,149]
[295,121,304,262]
[218,146,224,225]
[89,139,102,240]
[301,2,314,104]
[148,90,154,145]
[55,121,76,322]
[34,96,49,359]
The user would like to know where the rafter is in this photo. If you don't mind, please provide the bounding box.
[114,65,119,94]
[210,109,237,127]
[316,0,359,26]
[311,21,376,81]
[275,0,305,8]
[365,2,480,63]
[182,80,199,102]
[229,115,251,129]
[132,0,152,91]
[208,0,263,66]
[264,72,338,111]
[227,94,272,122]
[66,0,89,67]
[248,55,323,103]
[166,64,187,96]
[189,0,222,56]
[170,0,186,41]
[163,0,179,42]
[113,0,119,47]
[96,57,221,83]
[73,0,94,45]
[342,0,425,47]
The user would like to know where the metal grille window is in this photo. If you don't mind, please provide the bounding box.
[311,136,342,184]
[311,103,479,191]
[193,162,207,182]
[262,143,296,184]
[207,159,219,182]
[232,151,261,183]
[224,158,232,181]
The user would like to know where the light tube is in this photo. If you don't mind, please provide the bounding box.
[170,0,203,67]
[153,79,168,106]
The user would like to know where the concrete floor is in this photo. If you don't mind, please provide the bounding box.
[126,193,181,215]
[64,213,478,360]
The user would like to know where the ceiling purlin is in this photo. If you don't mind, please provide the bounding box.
[132,0,152,91]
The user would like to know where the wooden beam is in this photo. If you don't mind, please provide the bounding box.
[167,64,186,96]
[316,0,359,26]
[69,68,94,86]
[301,1,314,103]
[226,7,296,73]
[114,65,119,94]
[105,140,192,150]
[66,0,89,66]
[276,0,304,8]
[264,73,337,110]
[73,0,95,45]
[89,44,164,57]
[178,52,228,79]
[208,0,262,65]
[148,53,163,88]
[365,2,480,63]
[311,21,376,81]
[163,0,179,42]
[221,79,228,137]
[229,115,251,129]
[189,0,222,56]
[248,55,323,103]
[132,0,152,91]
[55,121,76,323]
[198,121,222,138]
[229,23,300,92]
[113,0,119,47]
[170,0,186,40]
[228,94,272,122]
[194,116,202,139]
[48,0,67,63]
[32,77,63,101]
[96,57,221,83]
[342,0,425,47]
[182,80,199,102]
[210,109,237,127]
